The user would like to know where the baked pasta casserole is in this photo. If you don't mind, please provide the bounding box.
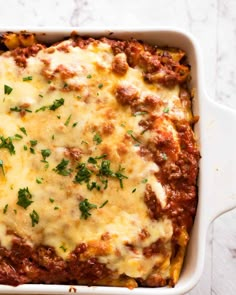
[0,32,200,288]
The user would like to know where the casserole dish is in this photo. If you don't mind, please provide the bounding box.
[0,27,235,295]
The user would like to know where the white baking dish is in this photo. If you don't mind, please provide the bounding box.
[0,27,236,295]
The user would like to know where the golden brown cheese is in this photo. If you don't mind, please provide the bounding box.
[0,33,199,287]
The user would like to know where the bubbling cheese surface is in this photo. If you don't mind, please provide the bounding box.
[0,39,189,280]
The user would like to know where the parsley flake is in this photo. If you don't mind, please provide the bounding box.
[30,210,39,227]
[35,105,48,113]
[0,136,15,155]
[36,98,64,112]
[114,165,128,188]
[87,74,92,79]
[0,159,5,176]
[3,204,8,214]
[64,114,72,126]
[60,245,67,252]
[20,127,27,136]
[10,106,32,113]
[17,187,33,209]
[30,140,37,146]
[99,200,108,208]
[23,76,33,81]
[74,163,92,183]
[53,159,72,176]
[163,107,169,113]
[127,130,141,144]
[93,133,102,145]
[98,83,103,89]
[36,177,43,184]
[4,85,13,95]
[79,199,97,219]
[13,134,23,140]
[49,98,64,111]
[41,149,51,162]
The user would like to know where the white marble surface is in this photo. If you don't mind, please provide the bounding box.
[0,0,236,294]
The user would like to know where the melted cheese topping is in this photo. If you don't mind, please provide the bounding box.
[0,39,187,280]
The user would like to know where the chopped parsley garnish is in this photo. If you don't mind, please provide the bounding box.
[88,157,98,164]
[4,85,13,95]
[98,83,103,89]
[93,133,102,145]
[142,178,148,184]
[88,154,107,164]
[79,199,97,219]
[23,76,33,81]
[81,140,88,145]
[41,149,51,162]
[0,136,15,155]
[114,165,128,188]
[132,188,136,193]
[36,177,43,184]
[30,210,39,227]
[77,95,82,99]
[3,204,8,214]
[39,94,44,98]
[49,98,64,110]
[10,106,21,112]
[87,74,92,79]
[30,140,37,154]
[60,245,67,252]
[64,114,72,126]
[99,200,108,208]
[17,187,33,209]
[54,206,59,210]
[127,130,141,144]
[13,134,23,140]
[99,160,113,177]
[49,198,54,203]
[163,107,170,113]
[0,159,5,176]
[30,147,35,154]
[30,140,38,146]
[10,106,32,113]
[23,145,28,150]
[162,152,168,160]
[53,159,72,176]
[36,98,64,112]
[35,105,48,112]
[74,163,92,183]
[87,181,100,191]
[20,127,27,136]
[72,122,78,128]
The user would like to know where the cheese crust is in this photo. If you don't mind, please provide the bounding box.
[0,32,199,288]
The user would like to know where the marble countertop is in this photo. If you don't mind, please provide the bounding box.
[0,0,235,294]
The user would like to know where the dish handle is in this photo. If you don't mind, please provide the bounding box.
[201,97,236,223]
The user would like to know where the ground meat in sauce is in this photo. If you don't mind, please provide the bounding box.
[0,237,112,286]
[115,83,139,105]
